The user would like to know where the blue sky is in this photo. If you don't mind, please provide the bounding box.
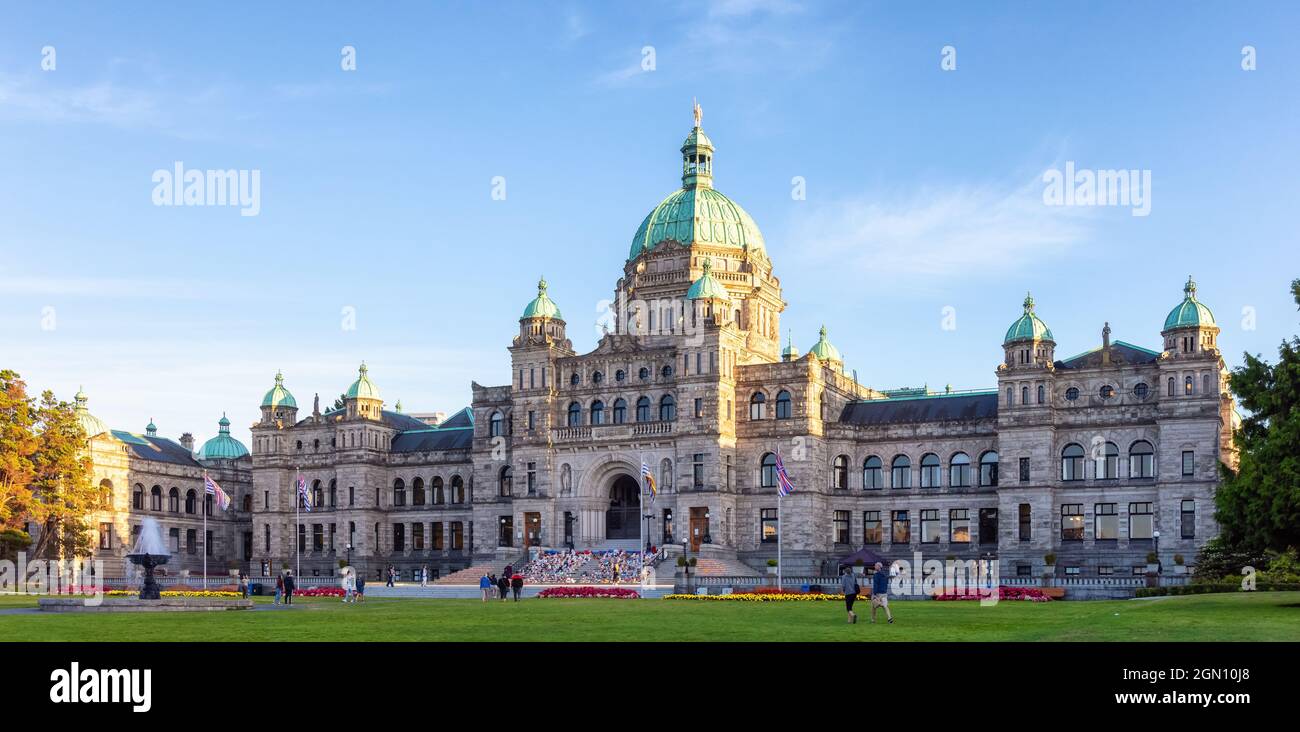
[2,1,1298,448]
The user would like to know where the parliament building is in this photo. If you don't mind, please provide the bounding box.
[74,110,1236,582]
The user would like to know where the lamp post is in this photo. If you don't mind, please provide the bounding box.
[1153,530,1161,574]
[346,542,353,568]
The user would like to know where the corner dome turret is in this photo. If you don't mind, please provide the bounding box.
[72,387,110,438]
[1004,293,1055,345]
[808,325,843,366]
[261,371,297,409]
[686,259,729,301]
[1163,275,1216,331]
[345,363,381,400]
[521,277,563,320]
[198,412,249,460]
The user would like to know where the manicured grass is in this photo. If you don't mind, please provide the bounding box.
[0,592,1297,642]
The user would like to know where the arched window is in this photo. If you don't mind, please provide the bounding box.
[760,453,778,488]
[393,478,406,507]
[329,479,337,507]
[950,452,971,487]
[413,477,426,505]
[1021,386,1029,405]
[920,453,941,488]
[1037,385,1045,404]
[612,398,627,424]
[98,479,113,509]
[830,455,849,490]
[489,411,504,437]
[451,475,465,503]
[432,476,445,505]
[150,486,162,511]
[204,494,213,516]
[185,489,196,514]
[662,365,673,378]
[638,367,650,380]
[749,392,766,420]
[567,402,582,427]
[775,390,792,419]
[591,400,605,425]
[615,369,626,382]
[133,484,144,510]
[1097,442,1119,479]
[570,372,580,386]
[499,466,512,497]
[1203,373,1213,395]
[1167,377,1175,396]
[592,371,603,384]
[1129,440,1155,478]
[862,456,883,490]
[891,456,912,489]
[1006,387,1013,406]
[979,451,999,487]
[242,494,252,512]
[660,458,672,492]
[635,396,651,422]
[659,394,676,421]
[1184,376,1194,395]
[312,480,323,507]
[1061,444,1085,481]
[168,487,179,513]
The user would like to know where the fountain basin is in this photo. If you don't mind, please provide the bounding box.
[39,597,254,613]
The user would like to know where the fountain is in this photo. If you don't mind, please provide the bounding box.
[126,517,170,600]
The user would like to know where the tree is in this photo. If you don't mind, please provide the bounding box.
[0,371,95,559]
[331,393,347,411]
[1214,278,1300,553]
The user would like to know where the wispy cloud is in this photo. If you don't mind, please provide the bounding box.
[0,274,229,300]
[0,74,162,128]
[789,174,1094,291]
[706,0,805,18]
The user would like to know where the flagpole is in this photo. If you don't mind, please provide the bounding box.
[294,465,300,580]
[776,449,782,591]
[639,452,646,592]
[203,469,208,591]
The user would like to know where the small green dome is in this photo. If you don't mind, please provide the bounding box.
[1164,276,1216,330]
[72,388,110,438]
[198,412,249,460]
[808,325,842,364]
[145,418,157,436]
[346,363,381,400]
[629,186,766,261]
[686,259,729,301]
[521,278,563,320]
[1004,293,1055,345]
[782,332,800,360]
[261,371,297,409]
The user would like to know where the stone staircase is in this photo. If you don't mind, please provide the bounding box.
[694,556,764,577]
[435,562,502,585]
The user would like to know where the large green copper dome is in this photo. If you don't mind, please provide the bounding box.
[808,325,842,364]
[73,388,110,438]
[198,413,249,460]
[1004,293,1055,345]
[686,259,729,300]
[628,108,766,261]
[521,277,563,320]
[261,371,297,409]
[1164,276,1216,330]
[346,363,381,400]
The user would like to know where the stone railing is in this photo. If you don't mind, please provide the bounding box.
[552,421,674,442]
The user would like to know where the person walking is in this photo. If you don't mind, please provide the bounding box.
[239,574,249,599]
[355,573,366,603]
[342,569,355,603]
[283,570,296,605]
[510,573,523,602]
[421,565,429,588]
[840,566,859,624]
[386,566,395,587]
[480,573,493,602]
[870,561,894,624]
[274,572,284,605]
[497,573,509,601]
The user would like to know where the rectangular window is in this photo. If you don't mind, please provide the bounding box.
[263,490,269,508]
[98,523,111,550]
[527,462,537,495]
[206,530,213,557]
[186,529,196,555]
[1018,503,1031,541]
[529,368,535,389]
[1018,457,1030,483]
[1181,500,1195,539]
[1016,563,1032,577]
[1094,503,1118,540]
[920,509,940,543]
[949,509,971,543]
[1064,565,1081,576]
[832,510,850,545]
[329,523,336,551]
[264,525,270,552]
[450,522,463,550]
[1131,566,1147,577]
[413,522,424,551]
[694,398,703,418]
[863,511,882,545]
[978,508,998,545]
[760,508,778,543]
[498,516,513,548]
[1181,451,1195,476]
[393,523,405,552]
[891,510,910,545]
[432,522,444,550]
[1129,502,1154,540]
[312,524,324,551]
[693,454,704,488]
[1061,504,1084,541]
[528,411,536,430]
[348,486,355,506]
[1098,565,1114,576]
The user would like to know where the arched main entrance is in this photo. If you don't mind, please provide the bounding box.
[606,475,641,540]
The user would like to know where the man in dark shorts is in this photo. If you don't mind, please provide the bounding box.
[870,561,894,624]
[840,567,859,624]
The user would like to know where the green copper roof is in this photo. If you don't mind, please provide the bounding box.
[346,362,381,400]
[782,331,799,359]
[521,277,563,320]
[198,412,249,460]
[73,388,110,438]
[686,259,729,300]
[145,418,157,436]
[1163,276,1216,330]
[261,370,297,409]
[808,325,842,364]
[1004,292,1055,345]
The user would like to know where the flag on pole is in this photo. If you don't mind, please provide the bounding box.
[640,460,657,504]
[775,452,795,497]
[204,474,230,511]
[297,474,312,512]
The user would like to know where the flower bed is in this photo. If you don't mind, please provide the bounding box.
[537,586,640,599]
[292,587,345,597]
[932,586,1053,602]
[105,590,242,599]
[664,593,841,602]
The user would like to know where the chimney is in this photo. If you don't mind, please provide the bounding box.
[180,432,195,453]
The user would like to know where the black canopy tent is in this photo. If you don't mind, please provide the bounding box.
[837,546,890,569]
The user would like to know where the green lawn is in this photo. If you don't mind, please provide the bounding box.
[1,592,1297,642]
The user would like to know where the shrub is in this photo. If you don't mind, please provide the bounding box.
[766,559,778,567]
[1174,554,1185,565]
[688,557,697,566]
[1043,553,1056,565]
[676,556,688,567]
[1146,552,1159,564]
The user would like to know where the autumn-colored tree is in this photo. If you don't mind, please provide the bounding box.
[0,370,95,559]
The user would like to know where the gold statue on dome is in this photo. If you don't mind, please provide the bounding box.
[693,98,702,128]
